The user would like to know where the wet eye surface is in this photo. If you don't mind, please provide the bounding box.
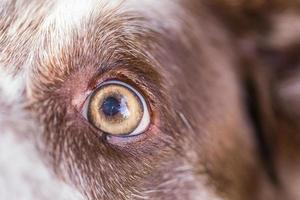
[85,80,150,136]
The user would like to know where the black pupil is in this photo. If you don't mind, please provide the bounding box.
[101,97,121,117]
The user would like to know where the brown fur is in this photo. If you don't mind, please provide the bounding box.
[2,0,300,200]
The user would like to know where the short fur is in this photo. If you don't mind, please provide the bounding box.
[1,0,300,200]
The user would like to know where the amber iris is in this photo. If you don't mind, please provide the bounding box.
[87,81,147,136]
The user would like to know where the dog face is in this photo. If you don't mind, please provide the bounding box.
[1,0,300,200]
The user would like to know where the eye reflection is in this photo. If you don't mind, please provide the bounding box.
[101,96,128,117]
[84,80,150,136]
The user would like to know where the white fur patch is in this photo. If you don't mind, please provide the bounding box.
[0,124,85,200]
[0,67,25,103]
[39,0,122,47]
[269,12,300,48]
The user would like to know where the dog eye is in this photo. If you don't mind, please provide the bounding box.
[84,80,150,136]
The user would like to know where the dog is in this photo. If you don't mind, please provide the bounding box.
[1,0,300,199]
